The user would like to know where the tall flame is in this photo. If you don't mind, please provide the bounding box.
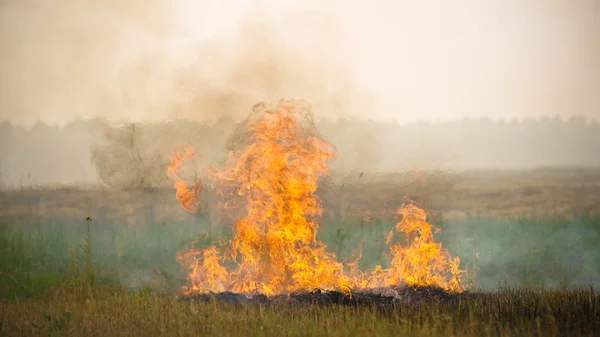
[168,100,469,296]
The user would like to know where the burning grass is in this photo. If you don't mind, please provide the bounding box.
[168,99,469,297]
[2,99,600,335]
[0,191,599,337]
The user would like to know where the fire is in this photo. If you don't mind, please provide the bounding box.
[357,204,465,291]
[166,145,203,213]
[169,99,469,296]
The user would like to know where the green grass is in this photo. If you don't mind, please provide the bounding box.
[1,213,599,297]
[1,213,599,336]
[0,215,218,299]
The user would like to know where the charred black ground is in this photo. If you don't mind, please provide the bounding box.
[181,286,473,308]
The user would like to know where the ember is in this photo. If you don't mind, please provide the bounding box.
[168,99,471,297]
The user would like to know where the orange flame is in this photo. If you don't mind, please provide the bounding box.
[360,203,465,291]
[166,145,203,213]
[169,100,470,296]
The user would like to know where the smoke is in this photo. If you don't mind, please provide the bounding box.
[0,0,369,126]
[440,216,600,290]
[0,0,375,187]
[3,0,600,186]
[0,0,174,124]
[3,0,600,126]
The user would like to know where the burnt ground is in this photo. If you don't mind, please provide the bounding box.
[182,286,473,309]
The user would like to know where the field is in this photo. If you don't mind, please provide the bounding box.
[1,168,600,336]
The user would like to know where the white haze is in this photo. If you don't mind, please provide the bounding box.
[0,0,600,186]
[1,0,599,126]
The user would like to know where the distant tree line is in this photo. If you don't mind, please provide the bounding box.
[0,115,599,187]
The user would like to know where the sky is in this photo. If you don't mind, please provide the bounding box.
[1,0,599,126]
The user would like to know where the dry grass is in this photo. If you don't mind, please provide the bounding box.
[2,168,600,228]
[1,285,598,337]
[1,168,600,336]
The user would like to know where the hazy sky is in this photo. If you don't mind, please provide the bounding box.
[1,0,599,126]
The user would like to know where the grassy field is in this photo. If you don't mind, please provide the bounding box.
[1,169,600,336]
[1,285,598,336]
[1,213,599,336]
